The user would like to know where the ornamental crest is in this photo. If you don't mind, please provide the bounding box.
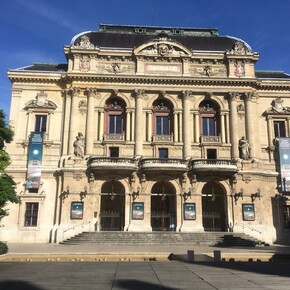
[74,35,94,49]
[79,56,90,72]
[234,61,245,77]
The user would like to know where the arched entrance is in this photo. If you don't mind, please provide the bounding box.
[151,181,176,231]
[202,182,227,231]
[100,180,125,231]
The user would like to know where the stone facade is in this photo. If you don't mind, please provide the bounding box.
[2,24,290,244]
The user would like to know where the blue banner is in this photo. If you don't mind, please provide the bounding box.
[26,132,44,189]
[279,138,290,192]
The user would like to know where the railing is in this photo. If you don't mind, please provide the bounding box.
[60,221,92,242]
[87,157,137,170]
[152,133,174,142]
[200,135,221,143]
[140,158,188,171]
[191,159,238,172]
[103,132,125,141]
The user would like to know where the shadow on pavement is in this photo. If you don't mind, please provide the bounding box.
[116,279,177,290]
[0,280,43,290]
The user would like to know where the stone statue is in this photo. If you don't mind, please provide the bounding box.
[239,136,250,160]
[73,132,85,158]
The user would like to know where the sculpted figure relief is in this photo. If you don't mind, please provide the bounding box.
[73,132,85,158]
[239,136,250,160]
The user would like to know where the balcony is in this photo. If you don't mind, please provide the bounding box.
[200,135,221,144]
[152,133,174,143]
[140,158,188,172]
[103,132,125,142]
[87,157,137,172]
[191,159,238,175]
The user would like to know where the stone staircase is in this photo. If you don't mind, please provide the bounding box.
[60,232,267,247]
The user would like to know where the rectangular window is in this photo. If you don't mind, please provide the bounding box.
[202,117,215,136]
[109,147,119,157]
[109,115,122,133]
[24,202,39,227]
[274,121,286,138]
[35,115,47,132]
[158,148,168,158]
[156,116,169,135]
[283,205,290,229]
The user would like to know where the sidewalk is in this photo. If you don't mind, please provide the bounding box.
[3,242,290,262]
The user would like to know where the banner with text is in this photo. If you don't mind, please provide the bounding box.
[26,132,44,189]
[279,138,290,192]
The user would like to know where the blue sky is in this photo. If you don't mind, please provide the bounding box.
[1,0,290,120]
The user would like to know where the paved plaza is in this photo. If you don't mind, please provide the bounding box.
[0,243,290,289]
[1,260,290,290]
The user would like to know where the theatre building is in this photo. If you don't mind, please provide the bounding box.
[2,24,290,244]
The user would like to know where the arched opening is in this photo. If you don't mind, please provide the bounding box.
[100,180,125,231]
[151,181,176,231]
[201,182,228,231]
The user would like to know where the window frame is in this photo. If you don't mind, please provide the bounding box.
[24,202,39,227]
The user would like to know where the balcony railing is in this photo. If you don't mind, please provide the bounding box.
[191,159,238,173]
[152,133,174,142]
[103,132,125,141]
[87,157,137,171]
[140,158,188,172]
[200,135,221,143]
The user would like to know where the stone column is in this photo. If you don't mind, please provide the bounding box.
[68,87,80,155]
[133,89,146,157]
[99,110,104,142]
[174,112,178,143]
[225,112,230,144]
[267,116,273,148]
[61,91,71,155]
[181,90,192,159]
[220,113,226,144]
[227,92,239,158]
[179,112,183,143]
[85,88,97,155]
[126,110,131,141]
[26,111,33,140]
[147,111,152,142]
[194,111,200,143]
[131,111,135,142]
[244,92,258,159]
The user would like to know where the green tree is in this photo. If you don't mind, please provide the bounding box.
[0,109,19,221]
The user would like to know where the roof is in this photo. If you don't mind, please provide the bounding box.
[71,24,249,52]
[15,63,67,72]
[255,70,290,79]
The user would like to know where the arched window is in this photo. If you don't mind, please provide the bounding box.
[104,98,126,139]
[152,99,173,136]
[199,101,220,137]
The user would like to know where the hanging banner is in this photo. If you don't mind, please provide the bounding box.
[279,138,290,192]
[26,132,44,189]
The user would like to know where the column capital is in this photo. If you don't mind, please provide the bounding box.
[85,87,98,97]
[66,86,81,97]
[243,91,259,102]
[181,90,194,101]
[226,92,241,101]
[133,89,147,100]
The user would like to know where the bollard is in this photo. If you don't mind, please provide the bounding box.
[187,250,195,262]
[213,250,221,262]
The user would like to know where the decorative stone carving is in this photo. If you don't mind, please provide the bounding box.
[227,41,249,55]
[24,91,57,110]
[239,136,250,160]
[264,97,290,115]
[234,61,245,77]
[74,35,94,49]
[97,62,135,74]
[190,66,227,77]
[79,55,90,72]
[78,100,87,114]
[73,132,85,158]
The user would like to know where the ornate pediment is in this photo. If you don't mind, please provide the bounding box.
[24,91,57,110]
[264,97,290,115]
[134,37,192,58]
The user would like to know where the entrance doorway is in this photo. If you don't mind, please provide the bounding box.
[100,180,125,231]
[151,181,176,231]
[201,182,227,231]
